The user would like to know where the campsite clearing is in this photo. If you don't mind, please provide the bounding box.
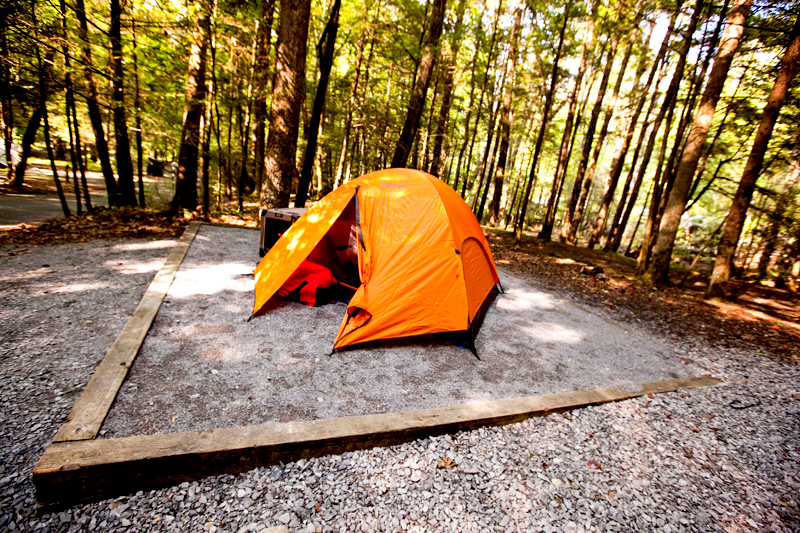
[32,223,714,509]
[101,224,695,438]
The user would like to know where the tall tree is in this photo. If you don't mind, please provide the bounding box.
[252,0,275,198]
[429,0,468,177]
[31,3,69,216]
[109,0,136,205]
[604,4,701,251]
[577,12,643,248]
[333,16,370,189]
[1,24,13,180]
[706,13,800,297]
[757,132,800,279]
[262,0,312,207]
[645,0,752,284]
[538,0,598,241]
[636,0,708,273]
[588,20,666,249]
[296,0,341,207]
[560,35,617,244]
[390,0,447,168]
[60,0,82,214]
[461,0,504,197]
[488,1,523,226]
[74,0,118,203]
[170,2,211,211]
[515,3,570,244]
[132,18,144,208]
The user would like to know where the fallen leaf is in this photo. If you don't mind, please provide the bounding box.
[588,460,602,470]
[314,503,321,512]
[437,457,455,469]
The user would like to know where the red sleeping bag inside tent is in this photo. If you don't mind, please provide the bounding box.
[277,260,339,307]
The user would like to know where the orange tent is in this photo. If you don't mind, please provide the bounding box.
[252,168,501,355]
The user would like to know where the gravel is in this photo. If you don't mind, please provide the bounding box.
[101,225,689,438]
[1,235,799,532]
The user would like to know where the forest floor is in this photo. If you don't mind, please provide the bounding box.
[1,177,798,366]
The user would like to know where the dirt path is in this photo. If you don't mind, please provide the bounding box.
[0,165,176,230]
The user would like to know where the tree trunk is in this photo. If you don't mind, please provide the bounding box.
[430,0,468,177]
[296,0,340,207]
[604,8,686,252]
[333,19,369,188]
[109,0,136,205]
[636,100,678,274]
[604,115,653,252]
[580,16,643,248]
[687,62,747,207]
[31,4,69,216]
[421,67,441,170]
[475,103,501,221]
[514,5,570,244]
[635,0,707,272]
[706,13,800,297]
[253,0,275,199]
[202,99,211,217]
[590,19,673,249]
[132,19,145,208]
[262,0,312,207]
[61,0,82,214]
[650,3,720,247]
[560,35,617,244]
[170,4,211,211]
[472,96,501,213]
[646,0,752,284]
[624,179,654,255]
[757,132,799,278]
[75,0,117,203]
[460,2,504,197]
[12,108,43,187]
[488,2,523,226]
[1,28,14,180]
[538,0,598,241]
[390,0,447,168]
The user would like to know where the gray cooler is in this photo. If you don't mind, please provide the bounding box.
[259,207,308,257]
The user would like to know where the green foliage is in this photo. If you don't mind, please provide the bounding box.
[3,0,797,274]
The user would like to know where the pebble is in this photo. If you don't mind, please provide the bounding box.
[2,239,799,532]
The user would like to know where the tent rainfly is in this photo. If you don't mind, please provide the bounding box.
[252,168,502,357]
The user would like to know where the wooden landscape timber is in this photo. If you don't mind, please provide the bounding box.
[52,221,201,442]
[33,222,721,511]
[34,375,720,511]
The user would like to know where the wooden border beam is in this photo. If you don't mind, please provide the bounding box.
[34,375,720,511]
[53,222,201,442]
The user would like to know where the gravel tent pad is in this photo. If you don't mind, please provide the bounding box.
[98,224,695,438]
